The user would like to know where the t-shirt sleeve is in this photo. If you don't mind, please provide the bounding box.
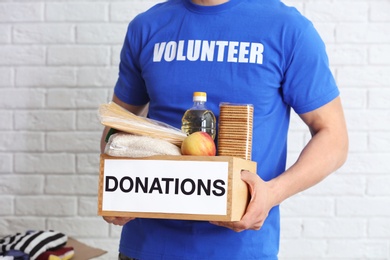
[114,22,150,106]
[282,22,339,114]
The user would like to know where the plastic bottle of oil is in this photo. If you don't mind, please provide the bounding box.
[181,92,216,139]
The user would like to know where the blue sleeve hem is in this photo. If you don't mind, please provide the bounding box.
[293,88,340,115]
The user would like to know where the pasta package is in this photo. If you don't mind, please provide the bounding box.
[98,102,187,146]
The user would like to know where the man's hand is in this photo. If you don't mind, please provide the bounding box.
[209,170,273,232]
[103,216,135,226]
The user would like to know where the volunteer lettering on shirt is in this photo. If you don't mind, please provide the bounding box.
[153,40,264,64]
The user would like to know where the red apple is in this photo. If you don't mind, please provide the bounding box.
[181,132,216,156]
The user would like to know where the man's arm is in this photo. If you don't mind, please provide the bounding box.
[211,97,349,231]
[270,96,348,204]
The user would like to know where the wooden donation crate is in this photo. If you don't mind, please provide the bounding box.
[98,154,257,222]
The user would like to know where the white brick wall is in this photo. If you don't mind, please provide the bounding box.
[0,0,389,259]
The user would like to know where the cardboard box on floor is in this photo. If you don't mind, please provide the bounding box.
[66,237,107,260]
[98,154,257,222]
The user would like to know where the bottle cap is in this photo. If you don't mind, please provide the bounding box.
[193,92,207,102]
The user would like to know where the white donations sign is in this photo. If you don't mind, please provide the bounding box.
[102,159,229,216]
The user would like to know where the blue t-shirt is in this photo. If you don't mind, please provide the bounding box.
[114,0,339,259]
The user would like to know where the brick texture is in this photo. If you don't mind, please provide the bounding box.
[1,0,389,259]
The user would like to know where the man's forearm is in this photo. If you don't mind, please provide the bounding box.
[268,126,348,207]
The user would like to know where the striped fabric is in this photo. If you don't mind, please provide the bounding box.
[0,231,67,260]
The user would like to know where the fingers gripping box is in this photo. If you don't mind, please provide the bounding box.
[98,154,257,222]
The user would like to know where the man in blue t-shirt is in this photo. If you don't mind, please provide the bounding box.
[100,0,349,259]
